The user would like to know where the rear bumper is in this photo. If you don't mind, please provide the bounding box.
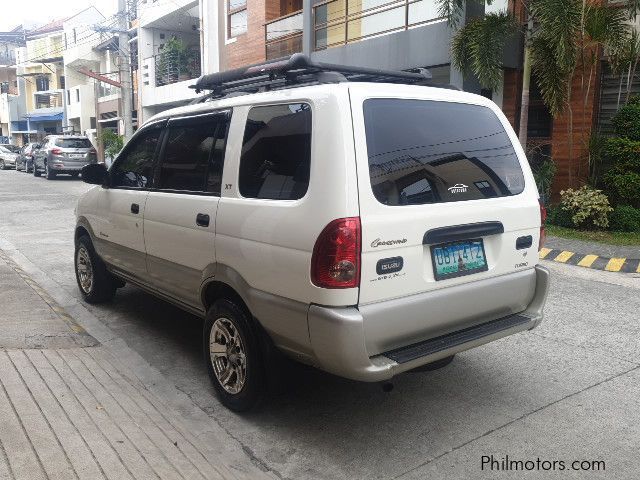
[307,265,550,382]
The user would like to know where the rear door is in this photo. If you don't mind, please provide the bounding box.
[143,111,231,308]
[350,87,541,306]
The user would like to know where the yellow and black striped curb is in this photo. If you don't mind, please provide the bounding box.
[0,250,96,340]
[539,248,640,273]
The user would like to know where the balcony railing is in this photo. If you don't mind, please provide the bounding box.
[34,92,63,109]
[154,50,201,87]
[313,0,444,51]
[265,11,303,60]
[0,52,15,65]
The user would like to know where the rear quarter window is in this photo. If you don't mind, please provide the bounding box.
[363,99,525,206]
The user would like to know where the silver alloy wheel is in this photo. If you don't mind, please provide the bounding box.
[209,318,247,394]
[0,160,4,169]
[76,246,93,294]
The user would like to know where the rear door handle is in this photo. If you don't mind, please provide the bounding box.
[196,213,210,227]
[131,203,139,214]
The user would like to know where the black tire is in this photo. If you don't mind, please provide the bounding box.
[203,299,266,412]
[410,355,455,372]
[71,172,80,179]
[33,163,41,177]
[74,235,117,303]
[45,163,56,180]
[0,160,5,170]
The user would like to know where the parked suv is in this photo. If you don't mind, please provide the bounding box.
[34,135,97,179]
[0,145,19,169]
[74,55,549,411]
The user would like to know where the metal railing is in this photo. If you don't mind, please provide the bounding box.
[313,0,444,51]
[154,50,201,87]
[0,52,15,65]
[265,11,303,60]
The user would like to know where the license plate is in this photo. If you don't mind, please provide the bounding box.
[69,153,84,158]
[430,239,488,280]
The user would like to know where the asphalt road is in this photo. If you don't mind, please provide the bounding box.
[1,168,639,480]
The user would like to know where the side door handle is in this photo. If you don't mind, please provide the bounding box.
[196,213,210,227]
[131,203,139,214]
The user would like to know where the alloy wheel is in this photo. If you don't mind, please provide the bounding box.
[76,246,93,294]
[209,318,247,394]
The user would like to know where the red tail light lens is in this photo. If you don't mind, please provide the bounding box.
[539,199,547,251]
[51,148,62,155]
[311,217,361,289]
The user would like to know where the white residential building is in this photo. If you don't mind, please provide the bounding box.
[136,0,221,123]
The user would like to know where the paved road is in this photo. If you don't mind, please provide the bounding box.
[1,169,639,480]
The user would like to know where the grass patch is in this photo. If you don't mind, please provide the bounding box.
[546,224,640,246]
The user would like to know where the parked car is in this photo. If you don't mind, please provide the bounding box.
[74,55,549,412]
[33,135,97,179]
[16,143,39,172]
[0,145,18,169]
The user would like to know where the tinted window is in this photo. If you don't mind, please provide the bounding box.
[363,99,525,206]
[111,127,162,188]
[55,138,92,148]
[158,114,230,193]
[239,103,311,200]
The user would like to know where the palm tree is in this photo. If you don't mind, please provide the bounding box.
[444,0,630,185]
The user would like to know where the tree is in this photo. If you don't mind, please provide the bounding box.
[444,0,630,186]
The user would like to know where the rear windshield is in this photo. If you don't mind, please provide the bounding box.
[55,138,92,148]
[363,99,525,206]
[1,145,20,153]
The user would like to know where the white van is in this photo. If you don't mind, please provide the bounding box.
[75,55,549,411]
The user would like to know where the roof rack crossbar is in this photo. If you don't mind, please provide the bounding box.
[190,53,433,95]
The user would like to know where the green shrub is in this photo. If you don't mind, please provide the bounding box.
[603,137,640,171]
[531,159,556,203]
[603,170,640,208]
[609,205,640,232]
[546,204,574,228]
[99,130,124,159]
[559,186,613,229]
[611,96,640,141]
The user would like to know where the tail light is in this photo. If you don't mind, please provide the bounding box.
[538,199,547,251]
[89,148,97,154]
[311,217,361,289]
[51,148,62,155]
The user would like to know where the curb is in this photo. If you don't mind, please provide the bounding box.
[539,247,640,273]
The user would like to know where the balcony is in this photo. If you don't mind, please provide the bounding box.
[154,50,201,87]
[313,0,444,51]
[265,11,303,60]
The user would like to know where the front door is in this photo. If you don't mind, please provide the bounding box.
[143,111,231,308]
[93,122,165,279]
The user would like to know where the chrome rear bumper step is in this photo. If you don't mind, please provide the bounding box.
[384,313,531,364]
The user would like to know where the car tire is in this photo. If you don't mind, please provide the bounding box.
[0,160,5,170]
[71,172,80,179]
[410,355,455,372]
[33,164,41,177]
[203,299,267,412]
[45,163,56,180]
[75,235,117,304]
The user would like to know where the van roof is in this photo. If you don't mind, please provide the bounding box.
[147,82,494,126]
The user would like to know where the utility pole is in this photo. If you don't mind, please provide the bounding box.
[118,0,133,141]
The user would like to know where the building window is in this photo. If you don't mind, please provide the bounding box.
[527,78,552,139]
[228,0,248,38]
[76,88,80,102]
[35,76,50,92]
[59,76,65,89]
[67,89,71,104]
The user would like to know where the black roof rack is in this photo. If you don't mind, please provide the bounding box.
[190,53,444,98]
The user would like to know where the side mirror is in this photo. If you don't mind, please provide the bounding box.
[82,163,109,186]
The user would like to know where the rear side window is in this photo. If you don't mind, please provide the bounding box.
[363,99,525,206]
[157,113,230,193]
[55,138,92,148]
[239,103,311,200]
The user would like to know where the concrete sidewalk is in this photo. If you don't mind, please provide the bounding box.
[0,250,261,480]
